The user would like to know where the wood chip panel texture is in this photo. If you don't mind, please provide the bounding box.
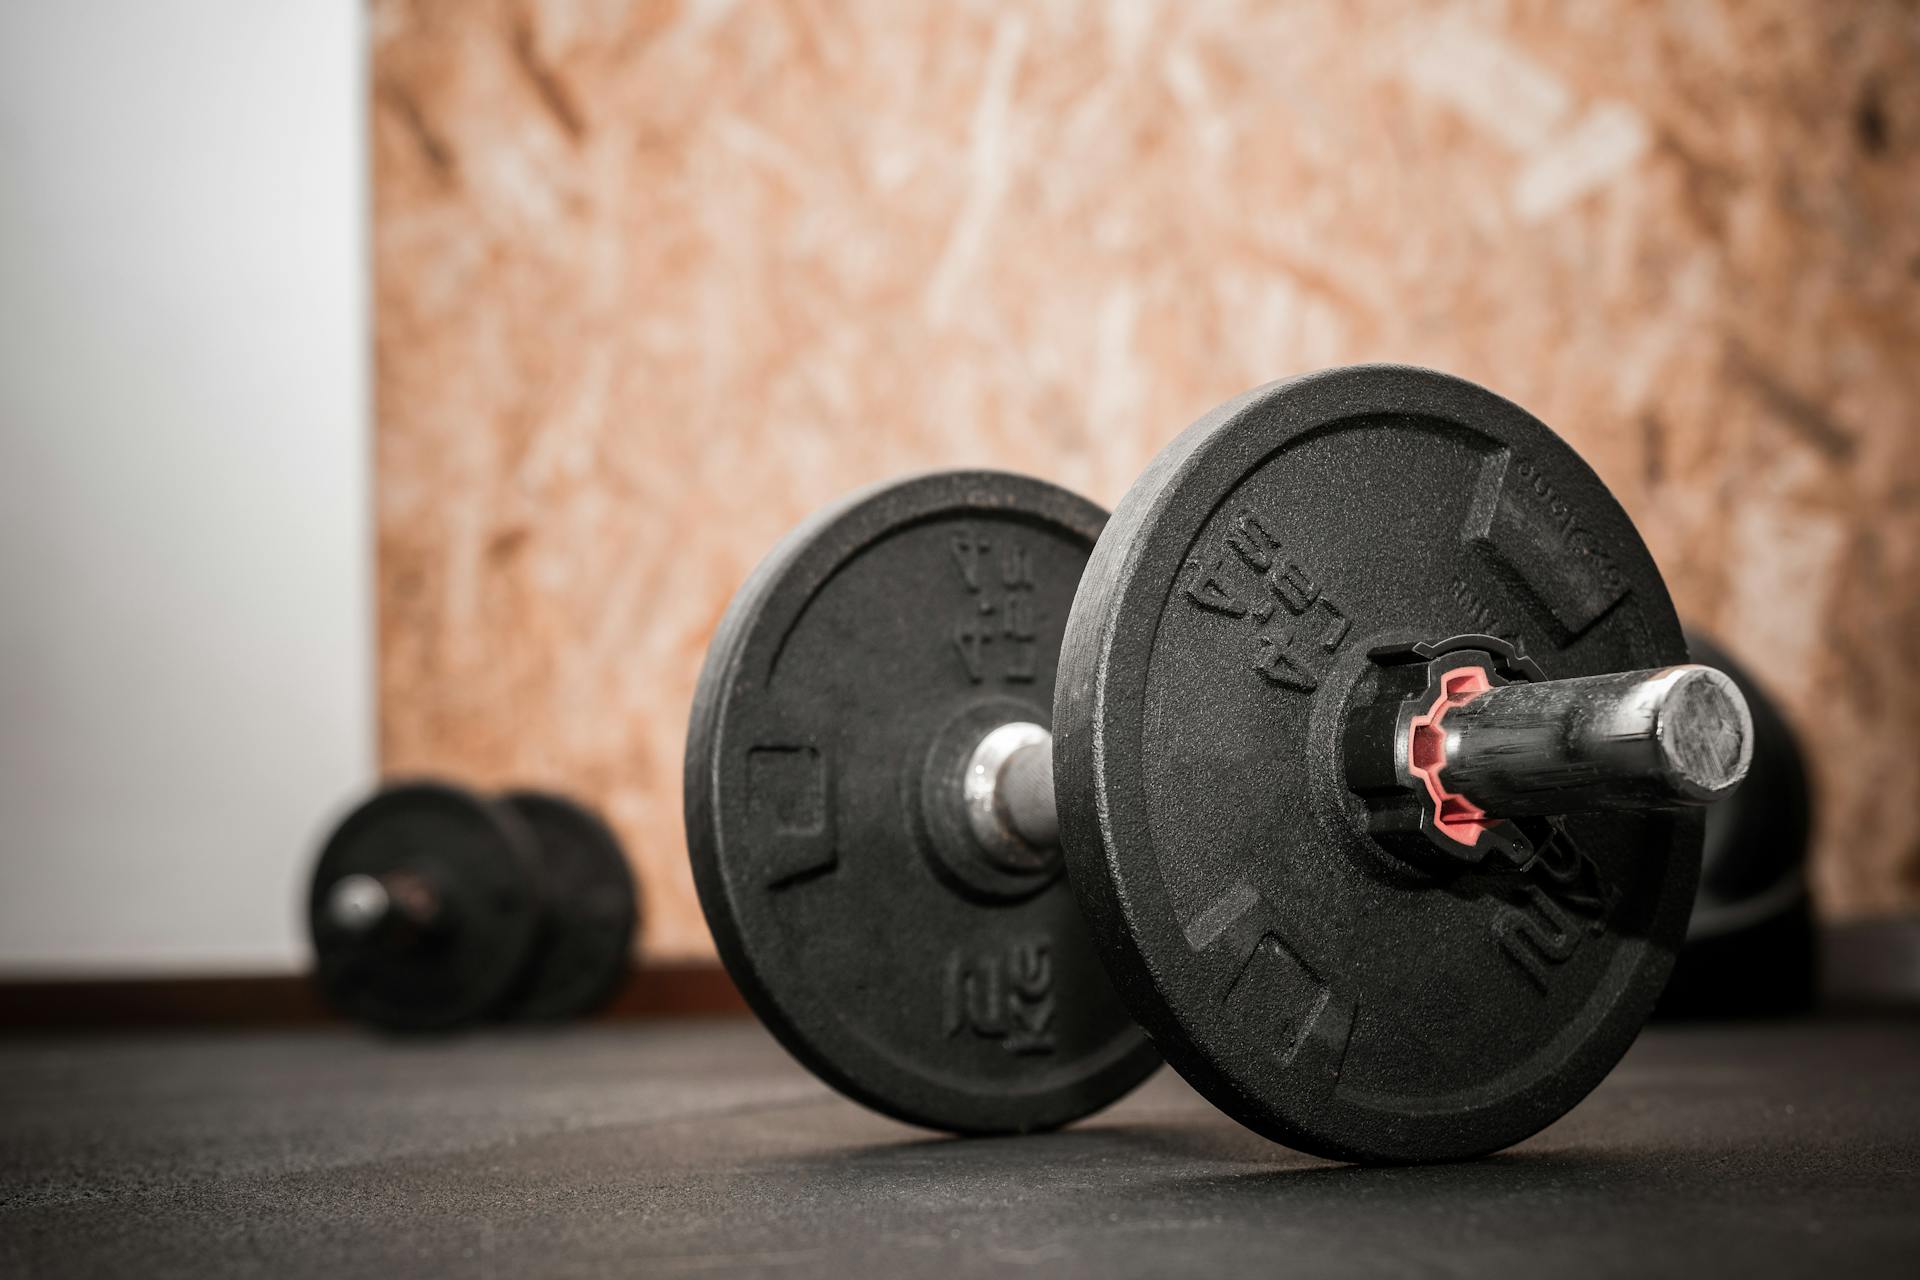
[374,0,1920,957]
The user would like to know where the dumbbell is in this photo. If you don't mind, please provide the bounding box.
[1658,630,1816,1017]
[686,364,1752,1162]
[308,780,639,1031]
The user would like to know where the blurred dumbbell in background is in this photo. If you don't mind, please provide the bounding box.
[308,781,639,1031]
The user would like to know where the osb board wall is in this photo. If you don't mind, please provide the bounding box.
[373,0,1920,958]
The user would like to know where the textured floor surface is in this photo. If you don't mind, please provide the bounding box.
[2,1017,1916,1278]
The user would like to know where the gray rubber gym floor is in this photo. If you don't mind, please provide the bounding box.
[2,1017,1916,1278]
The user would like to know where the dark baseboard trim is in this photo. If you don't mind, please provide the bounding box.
[0,963,747,1029]
[601,962,749,1019]
[0,975,332,1029]
[7,919,1912,1030]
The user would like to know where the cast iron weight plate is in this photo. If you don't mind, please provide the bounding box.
[1054,365,1700,1163]
[309,781,545,1032]
[686,471,1160,1134]
[1679,632,1812,944]
[497,790,640,1022]
[1656,630,1816,1018]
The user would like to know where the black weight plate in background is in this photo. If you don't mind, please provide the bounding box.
[497,790,639,1021]
[309,780,544,1032]
[1055,365,1699,1163]
[1659,630,1816,1018]
[686,471,1159,1134]
[1680,631,1813,942]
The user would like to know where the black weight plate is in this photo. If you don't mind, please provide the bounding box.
[1680,631,1813,941]
[1659,631,1815,1018]
[309,780,544,1032]
[1055,366,1699,1163]
[686,471,1159,1134]
[497,790,639,1021]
